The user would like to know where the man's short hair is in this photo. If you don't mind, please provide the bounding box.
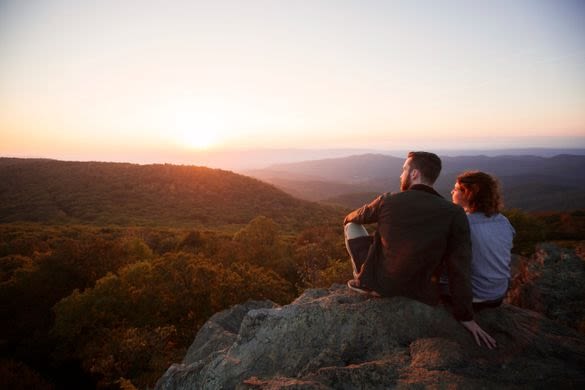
[407,151,442,184]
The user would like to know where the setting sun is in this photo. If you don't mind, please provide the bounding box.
[167,103,226,150]
[180,129,219,150]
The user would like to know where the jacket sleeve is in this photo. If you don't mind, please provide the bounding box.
[445,206,474,321]
[343,194,385,225]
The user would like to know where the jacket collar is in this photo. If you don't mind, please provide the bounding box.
[409,184,443,198]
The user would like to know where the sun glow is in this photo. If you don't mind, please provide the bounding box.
[164,102,228,150]
[180,129,219,150]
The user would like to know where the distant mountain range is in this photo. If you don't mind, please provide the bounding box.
[19,147,580,171]
[0,158,343,228]
[177,147,585,170]
[245,153,585,212]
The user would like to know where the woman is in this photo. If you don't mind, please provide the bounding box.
[450,171,515,310]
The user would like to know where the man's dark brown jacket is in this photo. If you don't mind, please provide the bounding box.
[344,184,473,321]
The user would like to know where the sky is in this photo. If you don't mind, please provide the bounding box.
[1,0,584,167]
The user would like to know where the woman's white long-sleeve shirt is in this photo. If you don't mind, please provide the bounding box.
[467,212,515,301]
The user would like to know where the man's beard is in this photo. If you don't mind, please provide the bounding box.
[400,172,411,191]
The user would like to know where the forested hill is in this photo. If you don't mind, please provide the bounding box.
[0,158,343,228]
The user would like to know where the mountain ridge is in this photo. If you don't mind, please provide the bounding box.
[0,158,343,229]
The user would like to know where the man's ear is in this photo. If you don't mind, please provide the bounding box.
[410,168,420,181]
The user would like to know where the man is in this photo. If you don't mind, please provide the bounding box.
[344,151,496,349]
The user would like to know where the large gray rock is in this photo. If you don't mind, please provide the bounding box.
[182,300,278,365]
[156,285,585,389]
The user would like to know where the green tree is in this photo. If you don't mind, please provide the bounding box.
[0,254,34,283]
[315,259,353,288]
[232,216,298,285]
[52,252,294,388]
[233,216,286,265]
[294,243,331,287]
[504,209,547,255]
[293,225,348,288]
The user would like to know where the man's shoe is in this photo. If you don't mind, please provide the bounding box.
[347,279,380,297]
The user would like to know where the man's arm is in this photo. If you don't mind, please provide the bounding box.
[343,194,385,225]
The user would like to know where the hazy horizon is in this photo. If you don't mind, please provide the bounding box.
[4,144,585,171]
[1,1,584,164]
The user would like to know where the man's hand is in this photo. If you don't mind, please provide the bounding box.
[460,320,497,349]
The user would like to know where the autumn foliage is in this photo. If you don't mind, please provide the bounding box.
[0,218,351,389]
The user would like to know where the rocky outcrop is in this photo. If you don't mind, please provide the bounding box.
[156,284,585,389]
[181,300,279,365]
[506,242,585,333]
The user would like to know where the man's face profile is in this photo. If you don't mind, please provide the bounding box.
[400,158,412,191]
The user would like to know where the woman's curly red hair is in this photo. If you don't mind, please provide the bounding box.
[457,171,503,217]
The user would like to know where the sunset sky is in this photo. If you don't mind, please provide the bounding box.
[1,0,584,167]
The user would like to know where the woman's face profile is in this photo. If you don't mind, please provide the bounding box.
[451,182,469,209]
